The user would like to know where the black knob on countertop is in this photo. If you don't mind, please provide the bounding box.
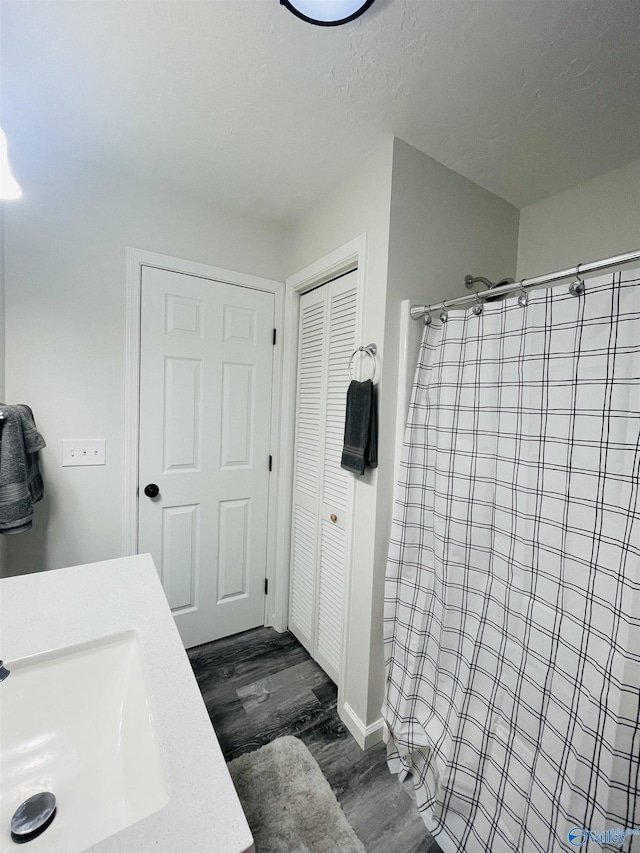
[144,483,160,498]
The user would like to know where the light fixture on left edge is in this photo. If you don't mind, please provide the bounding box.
[0,128,22,200]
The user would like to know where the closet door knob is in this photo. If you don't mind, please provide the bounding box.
[144,483,160,498]
[330,513,337,523]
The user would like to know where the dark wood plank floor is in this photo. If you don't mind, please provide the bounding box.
[188,627,442,853]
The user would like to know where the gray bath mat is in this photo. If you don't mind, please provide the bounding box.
[228,736,366,853]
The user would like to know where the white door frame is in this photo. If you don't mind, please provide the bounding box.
[274,234,367,668]
[123,247,285,630]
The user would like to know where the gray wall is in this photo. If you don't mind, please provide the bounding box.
[285,138,521,733]
[372,138,519,718]
[517,160,640,279]
[386,138,520,452]
[285,138,394,735]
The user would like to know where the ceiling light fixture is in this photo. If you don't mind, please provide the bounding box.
[0,128,22,200]
[280,0,376,27]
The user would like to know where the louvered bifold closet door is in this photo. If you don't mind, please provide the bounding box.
[289,271,358,686]
[289,287,327,651]
[315,274,357,683]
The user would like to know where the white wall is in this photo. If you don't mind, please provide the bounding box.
[370,139,519,721]
[517,160,640,279]
[385,139,520,469]
[285,138,394,741]
[1,133,535,748]
[1,147,286,577]
[285,137,520,740]
[289,151,634,740]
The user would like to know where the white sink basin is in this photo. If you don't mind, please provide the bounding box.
[0,630,168,853]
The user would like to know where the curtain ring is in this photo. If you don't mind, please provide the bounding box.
[517,288,528,308]
[424,311,432,326]
[569,265,585,297]
[472,293,484,316]
[439,301,449,323]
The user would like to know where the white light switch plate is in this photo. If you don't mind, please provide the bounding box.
[62,439,106,467]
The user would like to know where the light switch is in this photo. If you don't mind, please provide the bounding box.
[62,439,106,467]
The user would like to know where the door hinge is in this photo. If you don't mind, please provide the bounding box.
[264,578,269,596]
[269,455,273,471]
[272,328,277,345]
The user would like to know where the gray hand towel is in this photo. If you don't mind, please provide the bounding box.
[341,380,378,476]
[0,404,46,534]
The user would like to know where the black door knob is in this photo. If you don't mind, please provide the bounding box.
[144,483,160,498]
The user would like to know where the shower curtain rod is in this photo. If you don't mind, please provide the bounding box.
[409,248,640,321]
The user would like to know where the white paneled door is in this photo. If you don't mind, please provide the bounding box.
[289,270,358,684]
[138,266,274,649]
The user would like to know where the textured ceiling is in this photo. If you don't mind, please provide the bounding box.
[1,0,639,222]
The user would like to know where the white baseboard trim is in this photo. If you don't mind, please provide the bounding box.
[339,701,386,750]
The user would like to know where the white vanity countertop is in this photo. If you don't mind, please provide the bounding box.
[0,554,254,853]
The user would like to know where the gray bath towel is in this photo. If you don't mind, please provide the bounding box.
[0,404,46,534]
[341,380,378,476]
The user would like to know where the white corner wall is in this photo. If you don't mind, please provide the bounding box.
[285,138,394,746]
[384,140,520,476]
[285,137,520,745]
[1,147,286,577]
[516,159,640,279]
[371,139,519,722]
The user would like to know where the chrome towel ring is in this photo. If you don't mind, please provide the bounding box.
[348,343,377,382]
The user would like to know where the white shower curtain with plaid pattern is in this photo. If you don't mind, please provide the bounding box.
[384,270,640,853]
